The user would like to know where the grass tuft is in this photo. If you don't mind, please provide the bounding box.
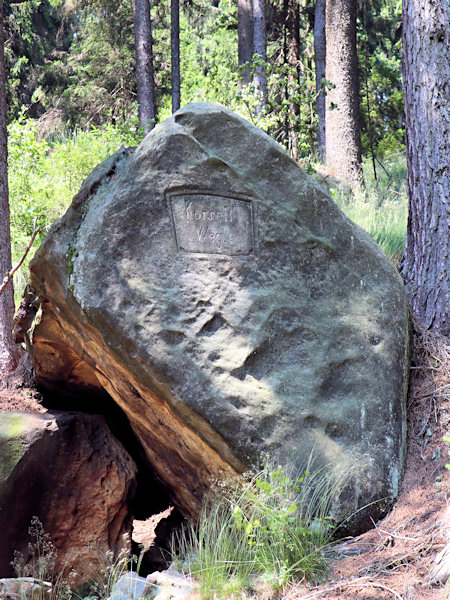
[171,461,345,598]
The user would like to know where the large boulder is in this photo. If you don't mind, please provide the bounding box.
[27,102,409,531]
[0,411,136,584]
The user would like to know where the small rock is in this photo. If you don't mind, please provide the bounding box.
[0,577,52,600]
[143,567,197,600]
[110,572,148,600]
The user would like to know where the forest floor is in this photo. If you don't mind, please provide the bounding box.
[1,326,449,600]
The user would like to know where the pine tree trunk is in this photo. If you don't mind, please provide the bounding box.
[238,0,253,85]
[286,0,300,160]
[325,0,362,188]
[314,0,326,160]
[171,0,180,113]
[133,0,157,133]
[0,0,19,376]
[401,0,449,337]
[253,0,267,111]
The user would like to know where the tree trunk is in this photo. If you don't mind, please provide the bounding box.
[133,0,157,133]
[325,0,362,188]
[0,0,19,376]
[286,0,300,160]
[253,0,267,111]
[238,0,253,85]
[400,0,449,337]
[171,0,180,113]
[314,0,326,160]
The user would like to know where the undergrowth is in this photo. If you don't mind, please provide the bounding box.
[171,462,344,598]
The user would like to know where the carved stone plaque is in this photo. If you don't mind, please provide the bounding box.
[169,192,255,256]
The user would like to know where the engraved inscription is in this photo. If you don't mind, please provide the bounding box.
[169,193,254,256]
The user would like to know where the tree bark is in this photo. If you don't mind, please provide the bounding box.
[325,0,363,188]
[133,0,157,133]
[253,0,267,111]
[171,0,180,113]
[314,0,326,160]
[238,0,253,85]
[286,0,300,160]
[401,0,449,337]
[0,0,19,376]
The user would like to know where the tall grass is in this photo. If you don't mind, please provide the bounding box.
[172,463,344,598]
[331,154,408,262]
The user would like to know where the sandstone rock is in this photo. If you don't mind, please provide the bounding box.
[27,102,409,532]
[0,411,136,585]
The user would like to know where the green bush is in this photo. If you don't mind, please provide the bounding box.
[172,463,341,598]
[8,118,143,301]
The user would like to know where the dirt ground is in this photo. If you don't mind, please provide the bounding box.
[1,327,449,600]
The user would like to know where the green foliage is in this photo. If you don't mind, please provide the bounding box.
[358,0,404,157]
[55,0,137,128]
[3,0,406,168]
[172,462,341,598]
[4,0,73,121]
[8,117,142,298]
[179,0,238,108]
[225,56,329,161]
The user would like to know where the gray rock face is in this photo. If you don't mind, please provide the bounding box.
[0,411,136,584]
[28,102,409,531]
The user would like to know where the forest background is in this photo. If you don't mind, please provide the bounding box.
[3,0,407,296]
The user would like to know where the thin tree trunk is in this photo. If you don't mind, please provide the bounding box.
[314,0,326,160]
[253,0,267,112]
[171,0,180,113]
[133,0,157,133]
[0,0,19,376]
[238,0,253,86]
[400,0,449,337]
[286,0,300,160]
[325,0,363,188]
